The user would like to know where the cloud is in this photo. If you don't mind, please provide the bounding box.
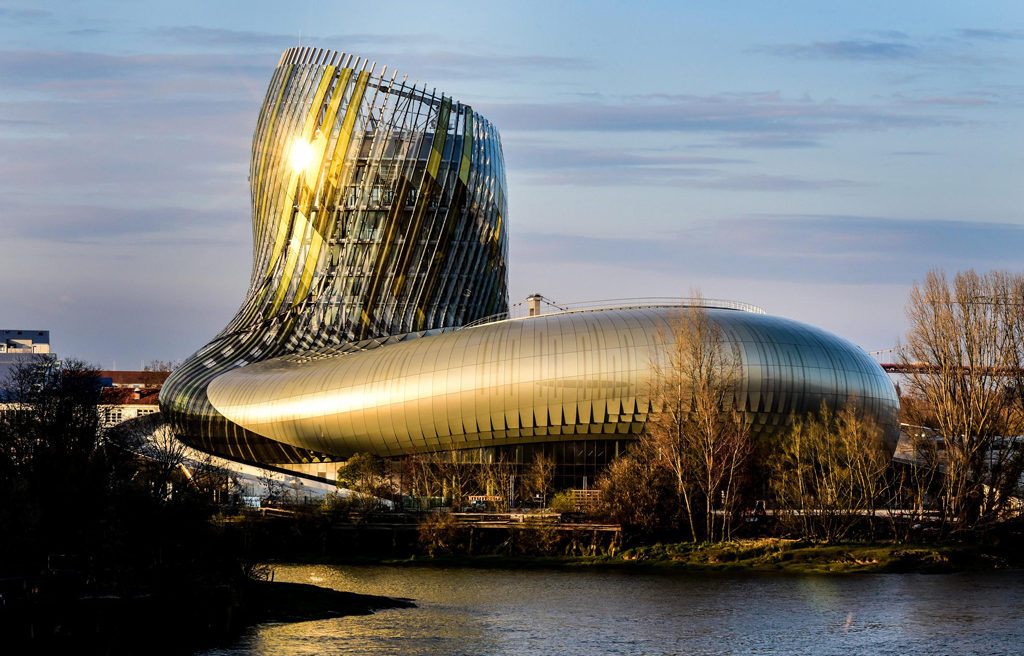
[146,26,588,80]
[902,95,994,106]
[513,216,1024,285]
[477,93,957,146]
[515,168,857,191]
[503,141,859,189]
[507,141,744,169]
[343,49,588,81]
[957,28,1024,42]
[753,40,919,61]
[150,25,302,49]
[0,8,50,24]
[864,30,910,41]
[0,50,270,100]
[754,32,1010,68]
[0,116,45,126]
[691,175,860,191]
[149,26,440,50]
[0,46,584,107]
[1,202,242,243]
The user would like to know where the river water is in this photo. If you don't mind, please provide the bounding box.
[202,564,1024,655]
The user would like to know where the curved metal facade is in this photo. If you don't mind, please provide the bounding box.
[206,306,899,458]
[160,47,508,462]
[160,47,899,466]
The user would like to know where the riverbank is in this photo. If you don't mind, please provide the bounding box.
[248,579,415,623]
[0,574,414,654]
[282,538,1021,575]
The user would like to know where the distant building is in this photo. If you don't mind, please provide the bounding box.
[98,370,171,388]
[0,329,50,355]
[0,334,164,429]
[98,386,160,428]
[0,329,54,391]
[95,372,169,428]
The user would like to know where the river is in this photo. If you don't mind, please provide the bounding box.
[202,564,1024,655]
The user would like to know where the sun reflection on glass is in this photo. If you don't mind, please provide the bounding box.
[288,138,315,174]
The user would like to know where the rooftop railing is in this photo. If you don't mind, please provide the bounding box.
[460,296,766,330]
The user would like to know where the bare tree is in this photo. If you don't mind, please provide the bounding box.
[141,422,191,502]
[476,452,517,511]
[888,424,942,541]
[402,448,476,510]
[521,453,555,507]
[645,299,752,541]
[437,447,475,511]
[257,469,284,503]
[902,269,1024,531]
[187,450,234,504]
[405,451,440,508]
[143,360,181,372]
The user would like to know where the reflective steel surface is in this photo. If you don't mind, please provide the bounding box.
[207,306,898,457]
[161,47,899,465]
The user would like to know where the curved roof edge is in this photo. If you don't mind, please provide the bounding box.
[461,297,766,330]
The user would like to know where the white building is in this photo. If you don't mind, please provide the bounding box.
[0,329,54,391]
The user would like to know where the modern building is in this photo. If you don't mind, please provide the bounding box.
[0,330,54,393]
[160,47,899,485]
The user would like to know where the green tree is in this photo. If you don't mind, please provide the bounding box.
[336,452,393,510]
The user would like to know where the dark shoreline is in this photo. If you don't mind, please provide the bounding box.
[0,576,414,655]
[249,579,415,624]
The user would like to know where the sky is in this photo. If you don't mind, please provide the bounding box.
[1,0,1022,368]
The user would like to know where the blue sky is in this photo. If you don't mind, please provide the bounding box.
[1,0,1022,367]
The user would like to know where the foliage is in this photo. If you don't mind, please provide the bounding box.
[416,512,467,557]
[336,452,393,501]
[613,539,993,574]
[514,518,561,555]
[548,490,578,514]
[0,357,243,579]
[596,442,679,535]
[769,403,892,541]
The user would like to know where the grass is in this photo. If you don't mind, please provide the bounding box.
[613,539,994,574]
[298,539,1015,575]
